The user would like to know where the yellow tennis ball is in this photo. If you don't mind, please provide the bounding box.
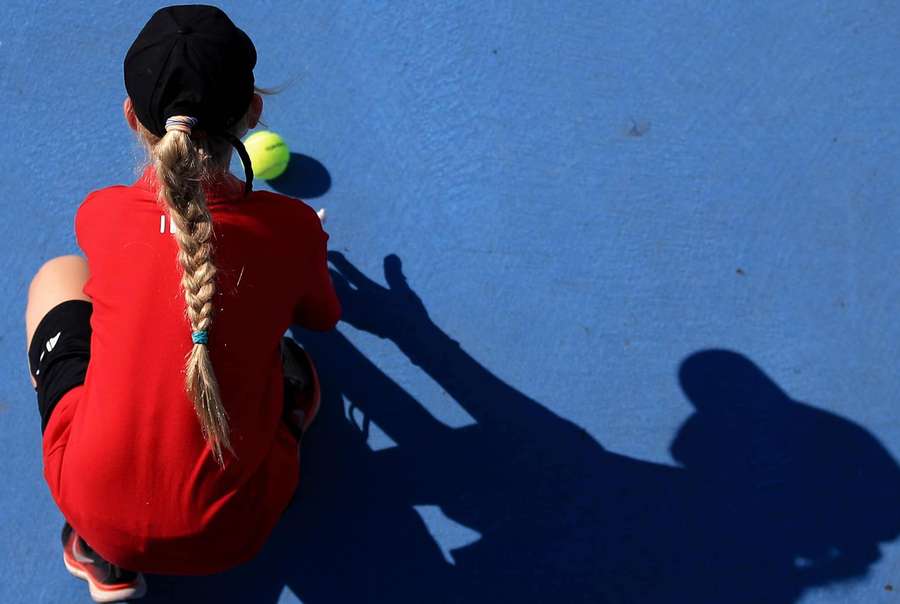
[243,130,290,180]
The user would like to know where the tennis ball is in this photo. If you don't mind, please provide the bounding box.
[243,130,290,180]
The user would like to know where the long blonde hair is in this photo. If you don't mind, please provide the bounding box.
[135,90,270,466]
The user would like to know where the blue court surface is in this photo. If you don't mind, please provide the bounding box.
[2,1,900,602]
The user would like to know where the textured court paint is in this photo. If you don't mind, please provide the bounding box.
[1,1,899,603]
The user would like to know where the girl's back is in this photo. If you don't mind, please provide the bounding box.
[44,165,339,573]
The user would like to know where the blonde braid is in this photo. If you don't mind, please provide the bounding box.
[154,119,232,466]
[133,87,275,465]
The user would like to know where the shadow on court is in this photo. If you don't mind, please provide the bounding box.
[267,153,331,200]
[143,253,900,604]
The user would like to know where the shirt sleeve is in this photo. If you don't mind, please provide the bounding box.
[292,209,341,331]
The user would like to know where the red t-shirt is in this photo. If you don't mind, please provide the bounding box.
[42,165,341,574]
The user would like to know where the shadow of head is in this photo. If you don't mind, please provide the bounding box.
[672,349,900,584]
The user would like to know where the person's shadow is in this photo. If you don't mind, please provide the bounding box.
[144,253,900,603]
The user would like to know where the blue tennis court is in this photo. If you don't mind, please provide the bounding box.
[2,1,899,602]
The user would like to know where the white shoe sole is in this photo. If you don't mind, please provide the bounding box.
[63,552,147,602]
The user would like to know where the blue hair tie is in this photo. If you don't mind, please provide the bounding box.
[192,330,209,345]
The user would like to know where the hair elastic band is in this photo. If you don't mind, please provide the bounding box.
[192,330,209,345]
[165,116,199,134]
[162,116,253,197]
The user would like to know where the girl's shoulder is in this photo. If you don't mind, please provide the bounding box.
[247,189,322,229]
[77,169,164,212]
[75,183,135,218]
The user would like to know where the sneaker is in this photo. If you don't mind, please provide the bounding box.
[281,337,322,440]
[61,523,147,602]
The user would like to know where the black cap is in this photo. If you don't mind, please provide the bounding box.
[124,5,257,194]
